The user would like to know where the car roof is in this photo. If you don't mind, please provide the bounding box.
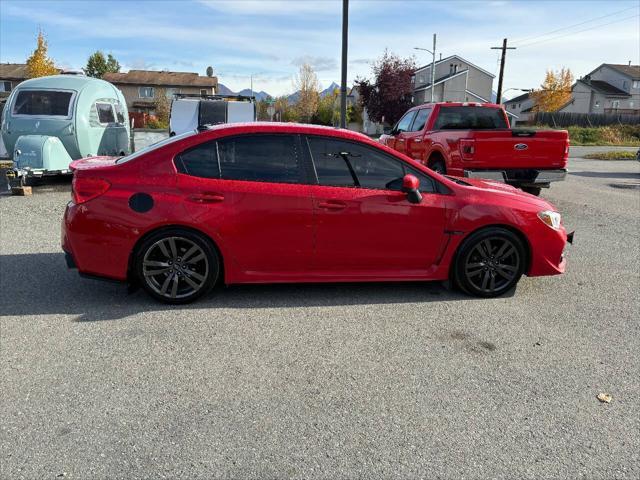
[409,102,503,111]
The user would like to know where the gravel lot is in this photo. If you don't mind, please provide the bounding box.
[1,156,639,479]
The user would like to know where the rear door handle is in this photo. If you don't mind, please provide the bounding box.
[318,200,347,211]
[414,138,422,143]
[188,193,225,204]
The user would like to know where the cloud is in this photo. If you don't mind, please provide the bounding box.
[291,55,338,71]
[350,58,373,65]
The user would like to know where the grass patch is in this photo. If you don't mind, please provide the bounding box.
[583,151,638,160]
[535,124,640,146]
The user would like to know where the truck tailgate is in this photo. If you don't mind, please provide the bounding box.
[467,130,568,169]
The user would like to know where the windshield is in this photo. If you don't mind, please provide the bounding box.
[116,130,198,164]
[13,90,74,117]
[434,106,508,130]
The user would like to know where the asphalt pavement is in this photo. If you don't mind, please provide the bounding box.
[1,156,639,479]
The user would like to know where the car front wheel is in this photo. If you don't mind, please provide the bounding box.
[453,227,526,297]
[135,229,219,304]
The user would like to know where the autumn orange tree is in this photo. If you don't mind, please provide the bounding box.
[531,68,574,112]
[26,30,58,78]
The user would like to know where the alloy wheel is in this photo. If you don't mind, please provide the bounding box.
[142,236,209,300]
[464,237,521,294]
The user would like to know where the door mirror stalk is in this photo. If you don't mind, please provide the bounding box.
[402,174,422,204]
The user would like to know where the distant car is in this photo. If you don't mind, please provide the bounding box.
[169,94,255,136]
[62,123,573,304]
[379,102,570,196]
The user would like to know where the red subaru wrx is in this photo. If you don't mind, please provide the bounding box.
[61,123,572,304]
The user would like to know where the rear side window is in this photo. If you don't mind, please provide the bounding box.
[96,102,115,124]
[434,106,508,130]
[175,141,220,178]
[409,108,431,132]
[12,90,73,117]
[307,137,356,187]
[217,134,301,183]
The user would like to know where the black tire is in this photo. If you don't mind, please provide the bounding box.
[429,158,446,175]
[135,228,219,304]
[522,186,542,196]
[452,227,526,298]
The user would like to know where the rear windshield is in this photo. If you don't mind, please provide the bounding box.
[116,130,198,164]
[12,90,73,117]
[434,106,508,130]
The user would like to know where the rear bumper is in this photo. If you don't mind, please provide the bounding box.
[464,169,567,186]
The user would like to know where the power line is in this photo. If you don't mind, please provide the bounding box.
[510,5,638,45]
[517,14,639,48]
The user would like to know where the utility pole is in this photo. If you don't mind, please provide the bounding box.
[340,0,349,128]
[491,38,515,105]
[414,33,437,103]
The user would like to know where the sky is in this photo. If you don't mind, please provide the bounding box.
[0,0,638,99]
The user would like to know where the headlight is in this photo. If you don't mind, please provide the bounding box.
[538,210,562,229]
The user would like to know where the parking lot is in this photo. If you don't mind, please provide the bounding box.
[1,155,639,479]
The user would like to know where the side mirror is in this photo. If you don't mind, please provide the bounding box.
[402,174,422,204]
[383,126,392,135]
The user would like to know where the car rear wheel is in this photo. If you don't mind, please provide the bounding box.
[453,227,526,297]
[135,229,219,304]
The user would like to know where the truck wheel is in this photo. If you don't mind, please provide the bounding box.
[522,186,541,196]
[430,159,446,174]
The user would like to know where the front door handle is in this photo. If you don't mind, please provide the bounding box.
[318,200,347,211]
[414,138,422,143]
[188,193,225,204]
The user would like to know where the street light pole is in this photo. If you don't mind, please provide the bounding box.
[414,33,437,103]
[340,0,349,128]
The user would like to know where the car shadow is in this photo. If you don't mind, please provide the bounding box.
[570,171,640,179]
[0,253,489,322]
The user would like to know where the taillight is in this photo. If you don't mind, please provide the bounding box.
[72,176,111,204]
[459,139,475,160]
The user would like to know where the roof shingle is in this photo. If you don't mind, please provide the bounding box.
[604,64,640,80]
[103,70,218,87]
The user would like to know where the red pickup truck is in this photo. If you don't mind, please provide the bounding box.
[379,102,569,195]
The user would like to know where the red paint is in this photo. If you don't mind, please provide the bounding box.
[62,122,568,286]
[380,102,569,185]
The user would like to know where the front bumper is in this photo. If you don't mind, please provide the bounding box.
[464,169,567,187]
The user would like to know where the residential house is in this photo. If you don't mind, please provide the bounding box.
[412,55,495,105]
[559,63,639,114]
[503,92,535,125]
[346,85,385,135]
[103,69,218,114]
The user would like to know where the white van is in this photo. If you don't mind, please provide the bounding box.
[169,94,256,136]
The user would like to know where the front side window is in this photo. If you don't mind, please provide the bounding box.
[395,111,417,133]
[175,141,219,178]
[433,106,508,130]
[409,108,431,132]
[139,87,154,98]
[217,134,301,184]
[308,137,408,191]
[12,90,73,117]
[96,102,115,124]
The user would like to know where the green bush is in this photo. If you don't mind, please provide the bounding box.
[537,124,640,146]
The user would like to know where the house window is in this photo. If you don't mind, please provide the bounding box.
[612,100,620,109]
[200,89,208,96]
[633,81,640,89]
[594,101,600,108]
[166,88,178,99]
[139,87,154,98]
[0,81,11,92]
[622,81,629,90]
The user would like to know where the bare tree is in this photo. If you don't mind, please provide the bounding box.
[293,63,320,123]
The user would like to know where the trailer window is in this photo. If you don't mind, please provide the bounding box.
[434,106,508,130]
[96,102,115,124]
[12,90,73,117]
[114,104,126,123]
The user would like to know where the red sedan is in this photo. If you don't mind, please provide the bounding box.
[61,123,572,304]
